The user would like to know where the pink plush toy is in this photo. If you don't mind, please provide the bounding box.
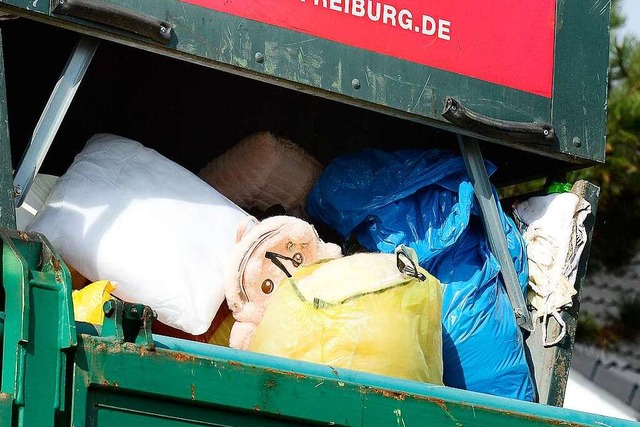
[226,215,343,349]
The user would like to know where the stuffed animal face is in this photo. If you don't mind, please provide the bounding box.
[240,222,320,308]
[226,215,342,349]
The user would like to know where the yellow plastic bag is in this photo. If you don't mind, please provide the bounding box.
[250,246,443,384]
[72,280,116,325]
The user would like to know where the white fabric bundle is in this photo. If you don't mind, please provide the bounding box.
[513,190,591,346]
[28,133,251,334]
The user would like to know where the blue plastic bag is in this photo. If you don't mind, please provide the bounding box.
[307,148,535,401]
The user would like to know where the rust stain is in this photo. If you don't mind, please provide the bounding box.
[253,406,260,411]
[18,231,29,241]
[173,352,195,363]
[369,389,462,424]
[436,399,583,427]
[100,379,119,388]
[52,257,60,272]
[369,388,407,401]
[433,400,461,426]
[228,360,242,366]
[263,367,307,379]
[95,342,109,352]
[139,347,155,356]
[191,384,196,400]
[494,409,583,427]
[368,388,586,427]
[411,394,445,405]
[384,390,405,400]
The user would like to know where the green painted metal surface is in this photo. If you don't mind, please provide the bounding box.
[1,229,76,426]
[551,0,610,162]
[0,392,13,426]
[0,29,15,230]
[1,0,46,14]
[0,0,608,164]
[71,333,637,427]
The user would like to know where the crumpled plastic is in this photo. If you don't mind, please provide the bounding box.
[250,246,444,384]
[72,280,116,325]
[306,148,535,401]
[513,190,591,347]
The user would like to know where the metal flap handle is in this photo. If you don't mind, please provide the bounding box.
[52,0,172,44]
[443,97,555,146]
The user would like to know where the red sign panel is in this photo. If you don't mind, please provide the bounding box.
[182,0,556,98]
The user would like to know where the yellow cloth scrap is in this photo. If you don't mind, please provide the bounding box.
[208,313,235,347]
[72,280,116,325]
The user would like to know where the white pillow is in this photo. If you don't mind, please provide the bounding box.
[28,133,251,334]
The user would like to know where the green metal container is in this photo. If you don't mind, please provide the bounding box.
[0,0,624,425]
[0,0,610,165]
[0,229,635,427]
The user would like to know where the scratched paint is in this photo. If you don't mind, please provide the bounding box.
[297,46,323,87]
[588,0,611,16]
[331,60,342,92]
[552,0,609,162]
[234,30,252,68]
[264,41,325,87]
[0,34,15,230]
[394,409,407,427]
[364,67,387,105]
[410,77,434,114]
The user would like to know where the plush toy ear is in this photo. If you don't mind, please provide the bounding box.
[236,216,258,243]
[317,240,343,260]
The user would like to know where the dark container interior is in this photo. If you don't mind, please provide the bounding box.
[4,18,574,196]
